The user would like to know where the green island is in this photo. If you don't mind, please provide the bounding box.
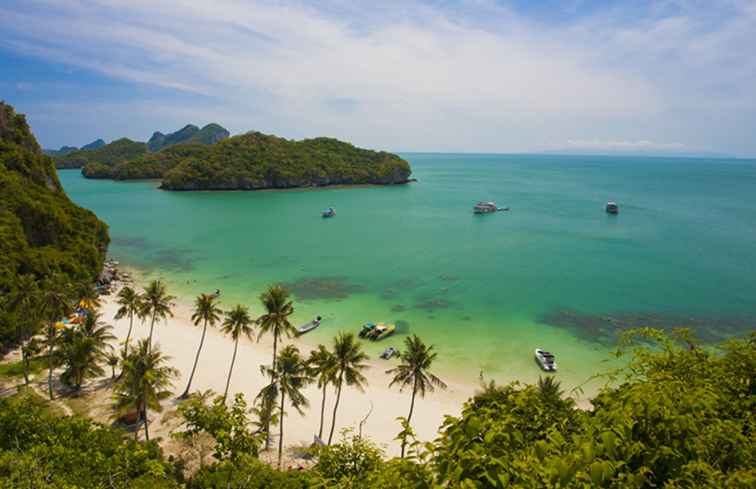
[2,103,754,488]
[78,130,412,190]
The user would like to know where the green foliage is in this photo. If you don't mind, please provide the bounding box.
[0,101,108,351]
[160,132,412,190]
[58,137,147,170]
[0,393,179,488]
[56,311,115,390]
[177,392,260,461]
[189,455,311,489]
[432,330,756,488]
[313,431,384,485]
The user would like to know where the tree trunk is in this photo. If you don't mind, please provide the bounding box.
[22,349,30,385]
[47,326,55,400]
[265,331,279,450]
[400,378,419,458]
[147,314,156,352]
[123,313,134,358]
[181,319,208,398]
[327,373,344,445]
[318,384,327,439]
[278,389,286,470]
[143,394,150,441]
[223,337,239,401]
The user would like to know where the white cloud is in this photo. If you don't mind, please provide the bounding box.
[2,0,755,155]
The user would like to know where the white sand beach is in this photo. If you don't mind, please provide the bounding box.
[100,285,477,457]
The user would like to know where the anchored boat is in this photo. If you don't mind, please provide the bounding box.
[368,323,396,341]
[322,207,336,218]
[606,201,619,214]
[534,348,557,372]
[474,201,508,214]
[297,316,322,335]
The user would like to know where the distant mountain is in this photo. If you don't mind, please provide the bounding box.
[43,145,78,157]
[81,138,106,150]
[147,123,229,152]
[57,138,148,170]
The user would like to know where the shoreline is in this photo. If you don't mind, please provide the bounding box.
[101,277,478,456]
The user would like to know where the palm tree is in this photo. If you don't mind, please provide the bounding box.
[105,350,119,379]
[39,275,74,400]
[258,285,296,374]
[308,344,337,439]
[327,332,369,445]
[387,335,447,457]
[258,284,295,448]
[180,293,222,398]
[261,345,310,469]
[58,312,115,391]
[113,339,177,441]
[74,282,102,312]
[537,375,563,405]
[114,286,143,362]
[220,304,254,401]
[8,274,43,384]
[141,280,174,352]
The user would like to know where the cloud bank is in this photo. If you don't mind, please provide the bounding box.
[1,0,755,155]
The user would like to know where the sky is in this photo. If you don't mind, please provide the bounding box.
[1,0,755,156]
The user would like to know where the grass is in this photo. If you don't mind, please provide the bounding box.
[64,395,93,418]
[0,357,46,378]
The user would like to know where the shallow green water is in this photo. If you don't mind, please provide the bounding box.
[59,154,756,393]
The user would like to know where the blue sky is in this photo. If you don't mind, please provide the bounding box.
[1,0,755,156]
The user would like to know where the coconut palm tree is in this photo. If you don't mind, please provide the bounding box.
[537,375,563,405]
[105,350,119,379]
[39,275,74,400]
[308,344,337,439]
[114,286,143,362]
[113,339,177,441]
[261,345,310,469]
[258,284,295,448]
[74,282,102,312]
[220,304,255,401]
[58,312,115,391]
[386,335,447,457]
[327,332,369,445]
[8,274,43,384]
[141,280,174,352]
[258,285,296,374]
[180,293,222,398]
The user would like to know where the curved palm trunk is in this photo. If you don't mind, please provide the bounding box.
[123,313,134,357]
[278,389,286,469]
[318,384,328,439]
[400,377,419,458]
[181,319,208,398]
[265,331,279,450]
[147,314,157,352]
[223,337,240,401]
[327,373,344,445]
[47,326,55,400]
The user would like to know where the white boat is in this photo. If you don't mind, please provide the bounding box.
[322,207,336,218]
[606,202,619,214]
[473,201,503,214]
[380,347,399,360]
[534,348,557,372]
[297,316,322,335]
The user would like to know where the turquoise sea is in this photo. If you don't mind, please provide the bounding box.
[59,154,756,394]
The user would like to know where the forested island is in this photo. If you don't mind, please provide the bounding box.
[67,126,413,190]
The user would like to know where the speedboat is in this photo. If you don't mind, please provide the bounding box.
[534,348,557,372]
[369,323,396,341]
[606,202,619,214]
[322,207,336,218]
[297,316,322,335]
[473,201,500,214]
[359,322,376,338]
[380,347,399,359]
